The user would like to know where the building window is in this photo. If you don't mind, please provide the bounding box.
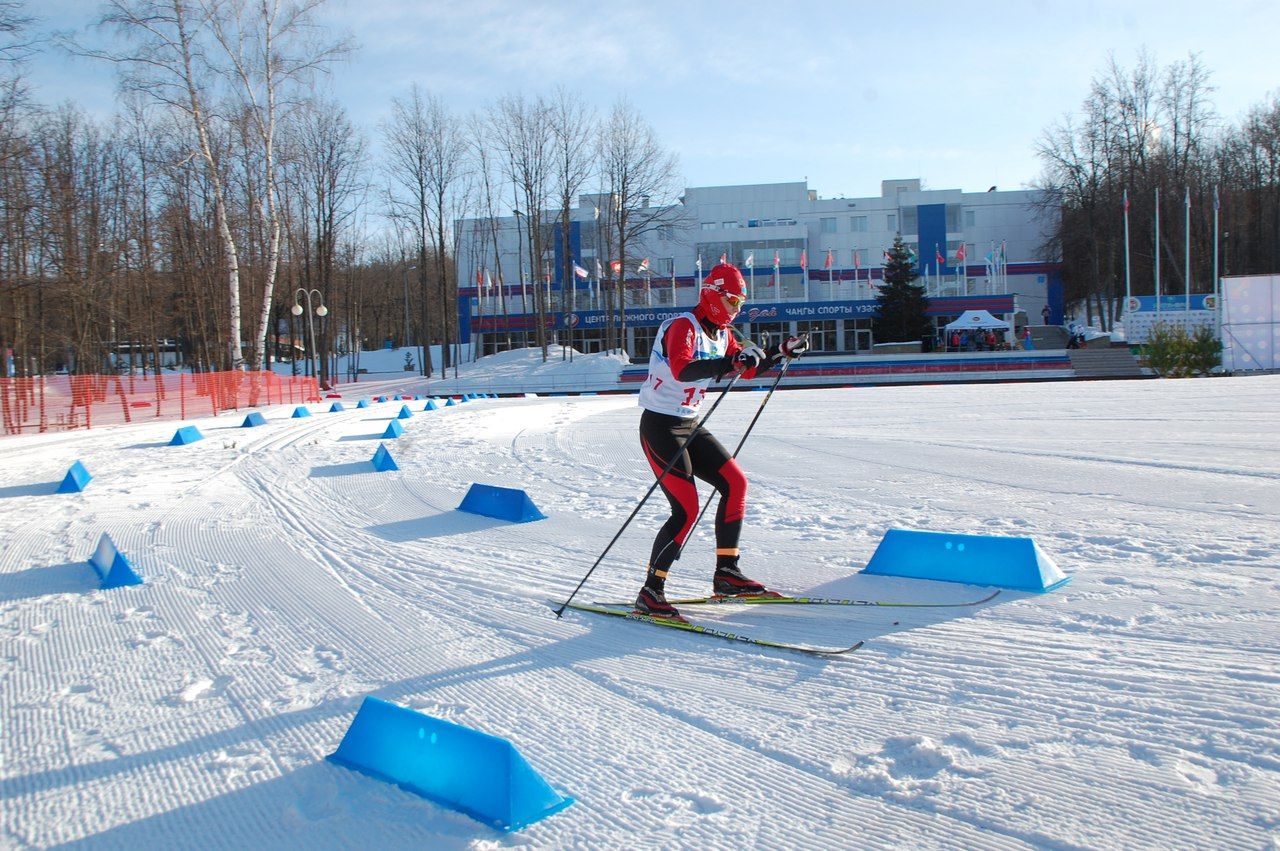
[630,326,659,360]
[946,204,962,232]
[750,322,790,345]
[658,226,673,241]
[722,221,738,229]
[964,209,976,227]
[887,213,897,232]
[796,320,836,352]
[820,217,837,234]
[901,207,918,234]
[850,215,868,232]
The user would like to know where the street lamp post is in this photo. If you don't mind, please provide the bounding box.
[292,288,328,387]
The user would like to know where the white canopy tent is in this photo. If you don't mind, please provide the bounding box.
[945,310,1012,331]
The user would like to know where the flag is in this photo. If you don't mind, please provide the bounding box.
[955,243,966,262]
[610,259,622,274]
[772,250,780,270]
[484,269,493,290]
[475,269,483,286]
[935,245,944,267]
[1213,186,1219,211]
[696,255,703,277]
[999,240,1007,262]
[824,249,833,269]
[853,249,860,269]
[883,250,891,263]
[800,250,808,270]
[744,252,754,269]
[637,257,650,273]
[1123,188,1130,213]
[594,259,603,278]
[573,263,589,279]
[719,253,727,264]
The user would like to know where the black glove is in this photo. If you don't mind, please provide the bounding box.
[780,335,810,358]
[732,344,766,372]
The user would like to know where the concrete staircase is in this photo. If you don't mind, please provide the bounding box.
[1068,346,1150,379]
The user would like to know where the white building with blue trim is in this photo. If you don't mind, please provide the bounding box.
[456,178,1060,359]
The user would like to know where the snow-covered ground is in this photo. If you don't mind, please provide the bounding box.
[1,352,1277,849]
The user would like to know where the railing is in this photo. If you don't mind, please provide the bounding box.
[0,371,321,436]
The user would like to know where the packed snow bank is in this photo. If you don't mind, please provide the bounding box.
[275,346,630,396]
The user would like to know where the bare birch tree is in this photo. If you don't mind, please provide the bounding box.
[383,84,437,376]
[84,0,348,372]
[489,93,553,359]
[549,87,594,360]
[597,97,681,355]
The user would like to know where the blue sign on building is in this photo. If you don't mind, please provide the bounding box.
[557,296,1016,330]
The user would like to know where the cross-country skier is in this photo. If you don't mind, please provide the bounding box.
[634,262,809,620]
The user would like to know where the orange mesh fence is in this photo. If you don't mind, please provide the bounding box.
[0,371,322,436]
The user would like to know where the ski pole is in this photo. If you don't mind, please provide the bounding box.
[554,371,742,617]
[676,336,806,558]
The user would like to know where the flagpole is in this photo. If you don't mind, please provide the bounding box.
[803,243,810,301]
[993,241,1003,295]
[670,259,676,306]
[1123,188,1132,321]
[1184,186,1191,311]
[568,265,576,361]
[1213,186,1221,344]
[1154,186,1161,321]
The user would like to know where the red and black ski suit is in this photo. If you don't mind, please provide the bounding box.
[638,307,775,585]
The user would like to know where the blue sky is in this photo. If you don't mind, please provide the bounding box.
[23,0,1280,202]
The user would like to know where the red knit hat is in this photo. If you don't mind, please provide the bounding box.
[698,263,746,325]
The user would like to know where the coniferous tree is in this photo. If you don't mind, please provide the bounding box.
[872,235,931,345]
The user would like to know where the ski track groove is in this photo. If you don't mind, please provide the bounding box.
[220,402,1045,846]
[759,435,1277,525]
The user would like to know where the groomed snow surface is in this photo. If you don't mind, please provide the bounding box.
[2,353,1278,849]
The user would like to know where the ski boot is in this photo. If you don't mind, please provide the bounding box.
[634,586,686,623]
[713,564,781,598]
